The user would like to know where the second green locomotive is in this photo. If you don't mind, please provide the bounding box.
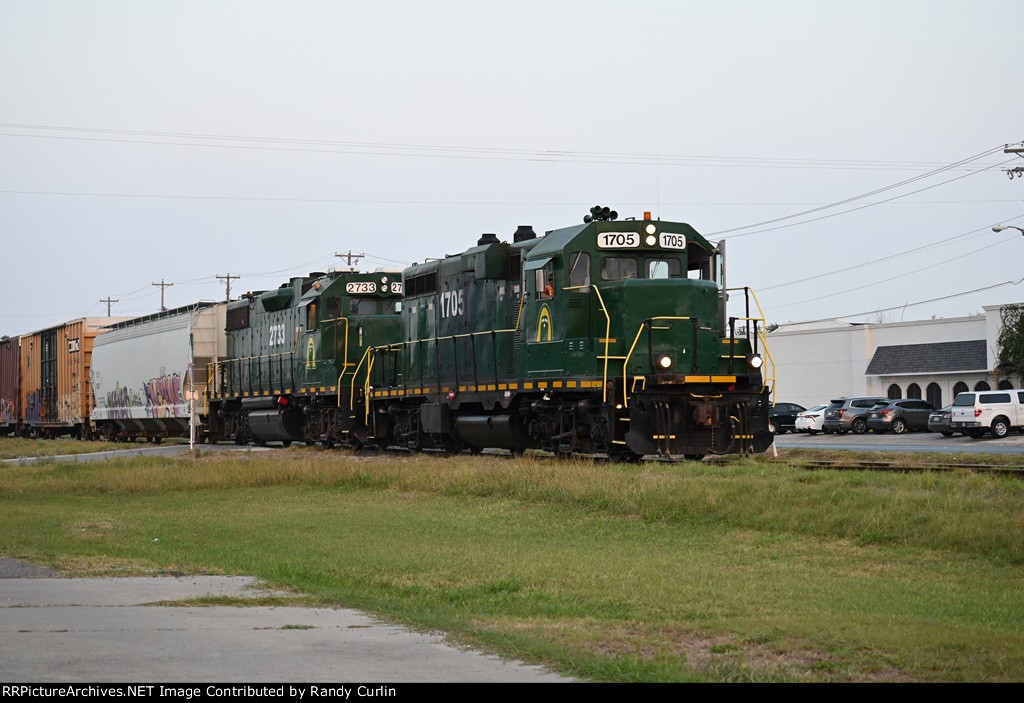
[366,208,774,460]
[208,269,403,447]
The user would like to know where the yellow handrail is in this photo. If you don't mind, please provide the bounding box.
[591,285,613,403]
[725,286,776,400]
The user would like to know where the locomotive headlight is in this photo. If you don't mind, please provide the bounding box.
[657,354,672,370]
[645,223,657,235]
[747,354,763,369]
[644,234,657,246]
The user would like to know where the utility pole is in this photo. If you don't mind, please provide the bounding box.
[334,251,365,269]
[216,273,240,302]
[99,296,118,316]
[1004,144,1024,180]
[152,279,174,311]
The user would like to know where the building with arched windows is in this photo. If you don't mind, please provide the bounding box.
[766,303,1021,409]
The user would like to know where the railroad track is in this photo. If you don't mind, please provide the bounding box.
[797,460,1024,477]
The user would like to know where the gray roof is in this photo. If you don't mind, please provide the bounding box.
[865,340,987,375]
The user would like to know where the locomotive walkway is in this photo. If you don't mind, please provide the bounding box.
[0,559,570,683]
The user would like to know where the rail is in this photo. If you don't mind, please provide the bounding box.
[726,286,776,399]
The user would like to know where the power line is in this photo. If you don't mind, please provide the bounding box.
[1,188,1020,208]
[758,213,1024,293]
[769,237,1014,311]
[784,279,1024,326]
[0,123,1012,171]
[712,147,1012,239]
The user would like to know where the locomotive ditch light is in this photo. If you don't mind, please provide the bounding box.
[657,354,673,370]
[747,354,763,370]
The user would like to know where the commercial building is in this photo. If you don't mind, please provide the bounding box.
[766,303,1021,408]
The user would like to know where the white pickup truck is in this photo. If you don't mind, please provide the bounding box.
[950,389,1024,438]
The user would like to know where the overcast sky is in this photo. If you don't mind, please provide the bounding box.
[2,0,1023,336]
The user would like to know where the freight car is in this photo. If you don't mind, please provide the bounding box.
[90,303,227,443]
[18,317,127,438]
[0,335,19,435]
[207,268,403,448]
[365,208,775,460]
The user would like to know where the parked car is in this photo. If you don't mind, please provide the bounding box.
[769,402,806,434]
[794,404,827,434]
[822,396,888,434]
[865,399,935,434]
[951,389,1024,438]
[927,406,956,437]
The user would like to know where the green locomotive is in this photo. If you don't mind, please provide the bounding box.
[367,208,775,460]
[208,269,403,447]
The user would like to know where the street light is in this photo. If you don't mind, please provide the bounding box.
[992,225,1024,235]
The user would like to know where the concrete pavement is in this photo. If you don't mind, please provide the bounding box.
[0,561,571,683]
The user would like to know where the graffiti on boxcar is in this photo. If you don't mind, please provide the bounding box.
[0,397,13,424]
[25,389,43,424]
[105,382,144,419]
[144,373,183,418]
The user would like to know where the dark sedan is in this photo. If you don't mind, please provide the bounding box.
[769,403,807,434]
[927,406,957,437]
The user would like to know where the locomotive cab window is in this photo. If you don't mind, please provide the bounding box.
[536,267,555,299]
[324,297,343,321]
[567,252,591,289]
[645,258,681,279]
[687,247,714,281]
[600,256,637,281]
[350,298,379,315]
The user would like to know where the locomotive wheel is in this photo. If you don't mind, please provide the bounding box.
[509,447,525,457]
[609,447,642,463]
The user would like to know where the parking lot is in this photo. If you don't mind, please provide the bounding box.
[772,428,1024,454]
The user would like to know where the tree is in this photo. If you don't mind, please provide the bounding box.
[996,304,1024,386]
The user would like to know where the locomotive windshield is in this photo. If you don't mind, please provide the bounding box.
[598,255,684,281]
[645,258,682,279]
[600,256,638,281]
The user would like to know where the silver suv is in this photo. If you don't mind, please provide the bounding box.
[822,396,888,434]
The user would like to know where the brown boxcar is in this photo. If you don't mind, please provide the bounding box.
[19,318,126,438]
[0,335,19,435]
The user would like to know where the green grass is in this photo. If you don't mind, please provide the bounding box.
[1,446,1022,682]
